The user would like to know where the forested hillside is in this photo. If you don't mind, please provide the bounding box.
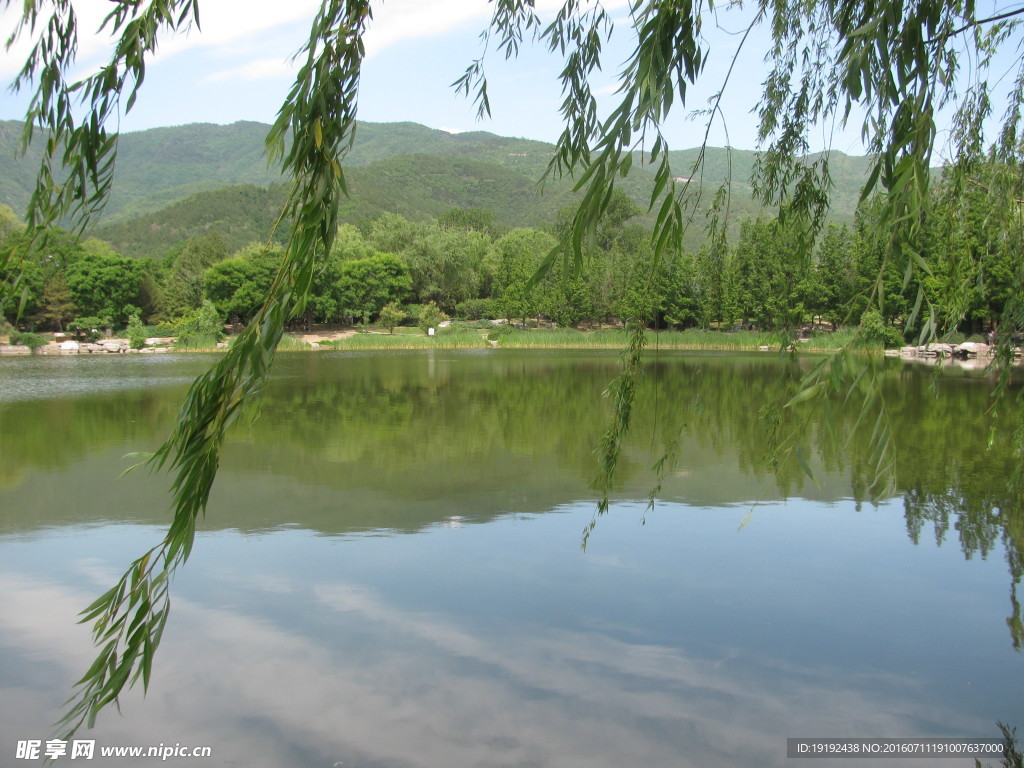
[1,119,874,253]
[92,156,584,258]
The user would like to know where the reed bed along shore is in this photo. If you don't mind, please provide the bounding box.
[326,328,489,350]
[319,326,860,352]
[147,325,859,353]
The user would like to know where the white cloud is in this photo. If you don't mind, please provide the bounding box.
[592,81,624,96]
[362,0,490,57]
[0,565,997,768]
[0,0,634,83]
[0,2,113,78]
[204,57,296,84]
[152,0,320,61]
[361,0,630,58]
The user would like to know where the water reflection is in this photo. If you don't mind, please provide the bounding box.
[0,505,1013,768]
[2,352,1019,609]
[0,350,1021,766]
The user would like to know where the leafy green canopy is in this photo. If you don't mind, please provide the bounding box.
[2,0,1023,738]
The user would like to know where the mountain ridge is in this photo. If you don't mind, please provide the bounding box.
[1,119,875,258]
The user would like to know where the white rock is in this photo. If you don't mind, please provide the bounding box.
[957,341,990,356]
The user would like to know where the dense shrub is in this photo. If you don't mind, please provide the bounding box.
[12,331,47,351]
[127,314,147,349]
[454,298,494,320]
[174,300,224,345]
[487,323,515,342]
[378,302,406,334]
[149,322,178,337]
[400,304,424,327]
[69,316,110,341]
[859,310,905,349]
[417,301,447,334]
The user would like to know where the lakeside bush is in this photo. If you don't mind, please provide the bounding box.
[11,331,47,351]
[276,334,312,351]
[175,334,221,351]
[127,314,147,349]
[174,300,224,349]
[417,302,447,334]
[858,310,905,349]
[454,298,494,320]
[448,319,494,330]
[69,316,111,341]
[329,327,487,350]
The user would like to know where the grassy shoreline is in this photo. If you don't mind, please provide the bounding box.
[2,325,858,354]
[316,326,860,352]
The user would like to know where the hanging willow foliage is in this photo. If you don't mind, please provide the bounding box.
[3,0,1023,736]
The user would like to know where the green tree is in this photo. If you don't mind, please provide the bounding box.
[363,213,419,255]
[732,217,808,330]
[126,313,147,349]
[332,223,377,262]
[1,227,82,326]
[160,232,229,319]
[814,224,859,330]
[693,244,739,329]
[378,301,405,334]
[400,225,490,313]
[417,301,446,334]
[37,273,77,332]
[438,207,500,237]
[487,228,556,323]
[64,249,146,326]
[923,167,1017,335]
[335,253,412,323]
[175,299,224,345]
[204,245,282,324]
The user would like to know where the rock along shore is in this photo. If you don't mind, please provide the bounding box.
[0,337,177,356]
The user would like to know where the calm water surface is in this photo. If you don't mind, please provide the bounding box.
[0,350,1021,767]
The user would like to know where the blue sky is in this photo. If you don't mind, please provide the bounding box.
[1,0,1003,157]
[0,0,840,152]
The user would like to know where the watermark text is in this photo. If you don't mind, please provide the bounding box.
[16,740,212,761]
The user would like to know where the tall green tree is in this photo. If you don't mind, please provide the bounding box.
[335,252,412,323]
[486,228,557,323]
[64,248,146,326]
[731,217,812,330]
[160,232,229,319]
[814,224,859,331]
[204,245,282,324]
[36,273,76,332]
[400,225,491,313]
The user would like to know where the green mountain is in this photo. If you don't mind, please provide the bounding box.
[0,119,565,224]
[93,155,582,258]
[1,118,878,259]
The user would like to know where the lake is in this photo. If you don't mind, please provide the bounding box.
[0,349,1021,767]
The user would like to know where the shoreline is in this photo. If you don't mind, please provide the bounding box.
[1,328,1017,365]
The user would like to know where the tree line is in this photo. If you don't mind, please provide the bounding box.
[1,167,1013,342]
